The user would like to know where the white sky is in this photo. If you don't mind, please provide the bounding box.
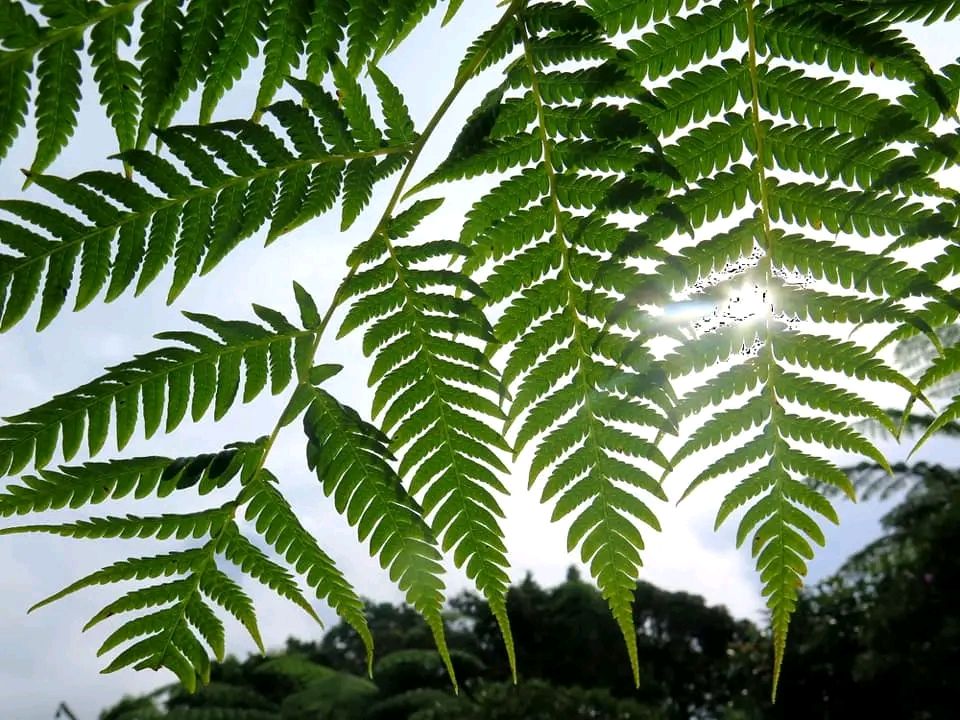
[0,4,958,719]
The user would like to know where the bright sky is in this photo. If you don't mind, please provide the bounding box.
[1,5,957,720]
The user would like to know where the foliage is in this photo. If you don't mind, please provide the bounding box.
[94,476,960,720]
[2,0,960,702]
[97,571,764,720]
[774,461,960,719]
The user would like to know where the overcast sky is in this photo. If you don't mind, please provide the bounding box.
[1,5,958,720]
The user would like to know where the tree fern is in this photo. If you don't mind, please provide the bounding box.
[1,0,959,704]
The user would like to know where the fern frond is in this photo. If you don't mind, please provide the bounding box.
[25,543,255,692]
[419,6,682,685]
[0,444,252,517]
[199,0,266,123]
[337,196,514,680]
[156,0,224,128]
[0,88,412,331]
[302,385,456,686]
[828,0,960,26]
[0,0,957,701]
[0,304,312,477]
[137,0,183,146]
[89,9,140,154]
[667,335,900,696]
[0,0,446,171]
[256,0,311,113]
[0,503,233,541]
[586,0,701,34]
[759,4,938,85]
[4,426,380,691]
[304,0,346,83]
[624,0,746,82]
[216,519,320,623]
[757,64,921,139]
[241,470,373,670]
[30,30,83,176]
[346,0,386,72]
[593,0,956,697]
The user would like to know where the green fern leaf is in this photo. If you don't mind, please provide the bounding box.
[199,0,266,123]
[0,445,252,517]
[373,0,438,62]
[420,9,685,685]
[305,0,347,83]
[137,0,184,145]
[337,195,515,679]
[302,386,456,686]
[217,520,320,624]
[0,101,410,328]
[0,0,957,700]
[346,0,386,72]
[242,471,373,669]
[759,5,938,85]
[256,0,311,112]
[157,0,226,128]
[0,53,33,163]
[0,304,310,477]
[369,65,416,145]
[30,31,83,175]
[89,10,140,153]
[0,0,40,155]
[585,0,692,33]
[0,504,233,541]
[831,0,960,25]
[25,542,259,691]
[593,0,956,697]
[625,0,746,82]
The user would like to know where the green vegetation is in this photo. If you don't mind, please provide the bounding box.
[2,0,959,700]
[95,461,960,718]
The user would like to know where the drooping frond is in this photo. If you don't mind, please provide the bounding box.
[0,302,314,477]
[240,469,373,670]
[413,1,680,685]
[325,2,530,680]
[302,384,456,686]
[0,0,457,169]
[596,0,956,699]
[0,79,411,332]
[337,195,516,679]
